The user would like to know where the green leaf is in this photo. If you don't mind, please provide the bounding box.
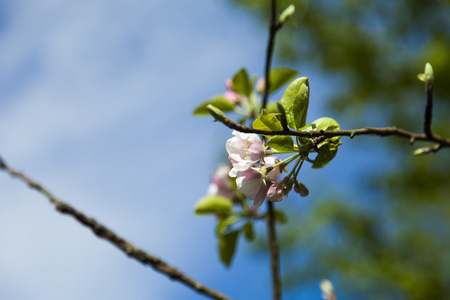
[232,68,251,96]
[266,102,278,113]
[273,209,288,224]
[279,4,295,24]
[417,62,434,84]
[311,117,341,131]
[242,222,255,241]
[194,196,233,215]
[269,67,299,94]
[280,77,309,129]
[206,104,227,123]
[311,141,340,169]
[266,136,295,152]
[253,109,283,135]
[193,96,235,115]
[218,230,239,267]
[216,215,239,236]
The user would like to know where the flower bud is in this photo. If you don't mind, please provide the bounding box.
[267,183,287,202]
[225,78,233,90]
[224,90,240,104]
[256,78,266,94]
[294,181,309,197]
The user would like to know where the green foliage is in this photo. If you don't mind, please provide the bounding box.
[268,67,299,94]
[266,135,295,153]
[310,140,340,169]
[311,117,341,131]
[273,209,287,224]
[242,222,255,241]
[417,62,434,85]
[279,4,295,25]
[218,230,240,267]
[280,77,309,129]
[194,196,234,215]
[216,215,239,236]
[193,96,235,115]
[232,68,251,96]
[206,104,227,123]
[253,109,284,134]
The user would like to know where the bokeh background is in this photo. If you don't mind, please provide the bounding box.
[0,0,449,299]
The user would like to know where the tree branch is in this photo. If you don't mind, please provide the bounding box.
[262,1,283,299]
[424,78,434,138]
[0,157,232,300]
[211,116,450,151]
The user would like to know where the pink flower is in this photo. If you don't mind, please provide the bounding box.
[224,90,240,104]
[207,165,236,200]
[227,130,265,176]
[235,168,268,208]
[225,78,233,90]
[267,183,287,202]
[262,156,283,181]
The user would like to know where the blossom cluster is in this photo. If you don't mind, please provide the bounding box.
[226,130,287,208]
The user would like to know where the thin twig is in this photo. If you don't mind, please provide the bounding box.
[267,201,282,300]
[424,79,434,138]
[212,116,450,151]
[0,158,232,300]
[262,1,283,299]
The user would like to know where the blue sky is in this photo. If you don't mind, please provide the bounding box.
[0,1,390,299]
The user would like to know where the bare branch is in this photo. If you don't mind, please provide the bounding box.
[0,158,232,300]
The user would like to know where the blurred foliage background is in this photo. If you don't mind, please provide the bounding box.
[227,0,450,299]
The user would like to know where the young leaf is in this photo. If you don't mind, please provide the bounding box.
[194,195,233,215]
[253,109,284,134]
[206,104,227,123]
[273,209,288,224]
[311,117,341,131]
[216,215,239,236]
[218,230,240,267]
[232,68,251,96]
[279,4,295,24]
[417,62,434,85]
[266,102,278,114]
[311,142,340,169]
[242,222,255,241]
[266,136,295,152]
[193,96,235,115]
[269,67,299,94]
[280,77,309,129]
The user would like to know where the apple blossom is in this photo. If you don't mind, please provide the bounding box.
[262,156,283,181]
[207,164,237,200]
[227,130,265,176]
[235,167,268,208]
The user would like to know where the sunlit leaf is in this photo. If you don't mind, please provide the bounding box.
[253,109,284,135]
[269,67,299,94]
[266,135,295,152]
[280,77,309,129]
[232,68,251,96]
[193,96,234,115]
[194,195,233,215]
